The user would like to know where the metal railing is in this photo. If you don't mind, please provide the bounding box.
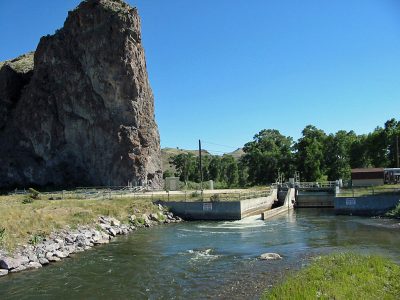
[296,181,337,188]
[153,189,272,202]
[337,186,400,197]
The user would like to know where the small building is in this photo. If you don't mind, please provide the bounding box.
[165,177,180,191]
[351,168,384,186]
[384,168,400,184]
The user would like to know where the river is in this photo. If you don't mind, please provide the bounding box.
[1,209,400,300]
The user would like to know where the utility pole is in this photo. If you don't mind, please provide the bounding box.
[199,139,203,192]
[396,135,399,168]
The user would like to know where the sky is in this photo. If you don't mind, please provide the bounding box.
[1,0,400,154]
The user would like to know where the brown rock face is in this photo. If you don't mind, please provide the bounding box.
[0,0,162,188]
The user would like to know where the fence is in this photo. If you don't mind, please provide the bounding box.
[10,186,148,200]
[9,186,272,202]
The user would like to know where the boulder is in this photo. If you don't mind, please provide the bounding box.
[142,214,151,226]
[76,234,90,247]
[26,262,42,269]
[54,250,68,259]
[149,213,160,222]
[129,215,137,223]
[45,252,54,260]
[65,234,76,244]
[10,265,27,273]
[38,258,49,265]
[108,227,118,237]
[47,256,61,262]
[62,245,76,255]
[44,242,59,253]
[110,218,121,227]
[0,269,8,276]
[259,253,282,260]
[0,256,28,270]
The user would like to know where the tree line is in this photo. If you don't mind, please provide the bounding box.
[167,118,400,187]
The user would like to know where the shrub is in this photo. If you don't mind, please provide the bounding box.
[22,197,34,204]
[28,188,41,200]
[386,203,400,218]
[191,191,200,198]
[210,194,220,202]
[134,217,145,226]
[28,232,45,246]
[157,212,166,222]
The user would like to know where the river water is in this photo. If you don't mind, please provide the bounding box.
[1,209,400,300]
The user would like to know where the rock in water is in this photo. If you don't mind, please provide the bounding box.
[0,0,162,189]
[259,253,282,260]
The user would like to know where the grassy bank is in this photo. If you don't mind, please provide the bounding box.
[0,187,268,251]
[0,194,158,251]
[262,253,400,300]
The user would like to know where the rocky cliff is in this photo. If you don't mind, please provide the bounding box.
[0,0,162,189]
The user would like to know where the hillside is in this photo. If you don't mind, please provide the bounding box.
[227,148,245,159]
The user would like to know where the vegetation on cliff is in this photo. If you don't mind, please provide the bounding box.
[0,52,34,73]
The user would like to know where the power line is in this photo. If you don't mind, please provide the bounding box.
[207,149,228,154]
[201,140,240,150]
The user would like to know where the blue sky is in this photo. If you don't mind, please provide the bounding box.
[1,0,400,154]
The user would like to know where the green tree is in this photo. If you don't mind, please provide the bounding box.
[208,156,222,182]
[325,130,356,180]
[349,134,370,168]
[384,118,400,167]
[163,169,173,179]
[295,125,327,181]
[238,160,249,187]
[242,129,294,184]
[221,155,239,187]
[170,153,196,184]
[365,127,390,167]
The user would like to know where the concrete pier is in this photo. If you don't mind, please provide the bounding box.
[161,189,277,220]
[262,188,295,220]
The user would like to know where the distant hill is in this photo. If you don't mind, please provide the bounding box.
[227,148,245,159]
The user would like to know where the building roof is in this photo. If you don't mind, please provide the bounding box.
[351,168,384,173]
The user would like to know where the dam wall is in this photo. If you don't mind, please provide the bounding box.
[162,189,277,220]
[334,195,400,216]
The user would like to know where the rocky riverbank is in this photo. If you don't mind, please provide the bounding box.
[0,205,182,277]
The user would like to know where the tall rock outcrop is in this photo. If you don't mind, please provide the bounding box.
[0,0,162,188]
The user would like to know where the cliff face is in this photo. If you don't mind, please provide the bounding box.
[0,0,162,188]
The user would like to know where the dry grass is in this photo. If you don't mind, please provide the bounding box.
[0,194,158,251]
